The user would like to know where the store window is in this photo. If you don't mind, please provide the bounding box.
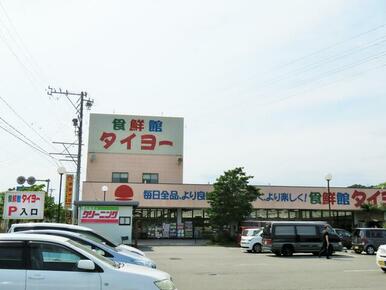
[278,210,289,219]
[112,172,128,183]
[193,209,204,218]
[289,210,299,219]
[268,209,278,219]
[311,210,322,218]
[256,209,267,219]
[301,210,311,219]
[182,209,193,219]
[142,173,159,184]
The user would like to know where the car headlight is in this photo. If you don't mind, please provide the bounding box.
[135,259,156,268]
[154,279,176,290]
[378,247,386,255]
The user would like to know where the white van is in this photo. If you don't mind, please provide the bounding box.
[240,228,263,253]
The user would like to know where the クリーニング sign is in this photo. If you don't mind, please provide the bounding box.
[80,206,119,224]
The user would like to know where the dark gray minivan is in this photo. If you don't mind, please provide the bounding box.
[262,221,343,256]
[352,228,386,255]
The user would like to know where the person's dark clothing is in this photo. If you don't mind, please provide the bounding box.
[319,229,330,259]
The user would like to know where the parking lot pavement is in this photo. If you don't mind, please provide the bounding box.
[145,246,385,290]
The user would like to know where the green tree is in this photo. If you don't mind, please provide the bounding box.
[374,182,386,189]
[207,167,261,238]
[347,184,373,189]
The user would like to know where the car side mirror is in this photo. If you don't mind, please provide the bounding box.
[96,249,105,256]
[77,260,95,270]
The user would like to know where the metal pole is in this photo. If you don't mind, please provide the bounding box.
[46,179,50,197]
[103,191,106,201]
[73,92,84,224]
[57,173,63,223]
[327,179,331,224]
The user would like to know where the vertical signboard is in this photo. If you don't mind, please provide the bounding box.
[3,191,45,220]
[65,174,74,208]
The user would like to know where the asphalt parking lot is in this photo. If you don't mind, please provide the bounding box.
[144,246,385,290]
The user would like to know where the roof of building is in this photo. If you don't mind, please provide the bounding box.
[75,200,139,207]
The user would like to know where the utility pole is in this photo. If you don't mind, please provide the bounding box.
[47,87,93,224]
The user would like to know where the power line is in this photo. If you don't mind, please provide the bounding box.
[216,22,386,101]
[272,23,386,70]
[0,116,49,155]
[257,34,386,90]
[0,123,59,167]
[0,95,61,153]
[222,43,386,110]
[0,28,43,91]
[256,61,386,108]
[281,48,386,94]
[0,1,48,84]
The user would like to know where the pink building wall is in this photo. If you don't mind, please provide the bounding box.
[86,153,183,184]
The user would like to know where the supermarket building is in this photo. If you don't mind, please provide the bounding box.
[82,113,386,240]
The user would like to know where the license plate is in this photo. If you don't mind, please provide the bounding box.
[354,246,359,249]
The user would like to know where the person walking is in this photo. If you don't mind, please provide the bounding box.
[319,224,331,259]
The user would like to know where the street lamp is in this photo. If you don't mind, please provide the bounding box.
[101,185,108,201]
[325,173,332,224]
[57,166,67,223]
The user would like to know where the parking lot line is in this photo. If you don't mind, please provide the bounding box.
[343,269,379,272]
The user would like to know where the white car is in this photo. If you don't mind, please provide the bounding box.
[0,233,177,290]
[240,228,263,253]
[8,222,145,256]
[376,244,386,272]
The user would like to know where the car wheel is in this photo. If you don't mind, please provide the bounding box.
[281,245,294,256]
[253,243,262,253]
[382,268,386,273]
[365,246,375,255]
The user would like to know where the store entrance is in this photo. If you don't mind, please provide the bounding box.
[134,208,210,239]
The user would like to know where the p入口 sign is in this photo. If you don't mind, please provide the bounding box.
[3,191,45,220]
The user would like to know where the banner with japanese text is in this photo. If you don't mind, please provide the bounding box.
[88,113,183,155]
[82,183,386,210]
[3,191,45,220]
[80,206,119,223]
[65,174,74,208]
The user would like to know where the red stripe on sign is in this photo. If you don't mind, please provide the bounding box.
[159,140,173,146]
[80,219,118,224]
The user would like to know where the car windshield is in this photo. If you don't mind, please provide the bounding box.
[78,230,118,248]
[242,229,261,236]
[67,239,118,269]
[338,230,351,237]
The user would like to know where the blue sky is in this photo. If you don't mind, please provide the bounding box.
[1,0,386,200]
